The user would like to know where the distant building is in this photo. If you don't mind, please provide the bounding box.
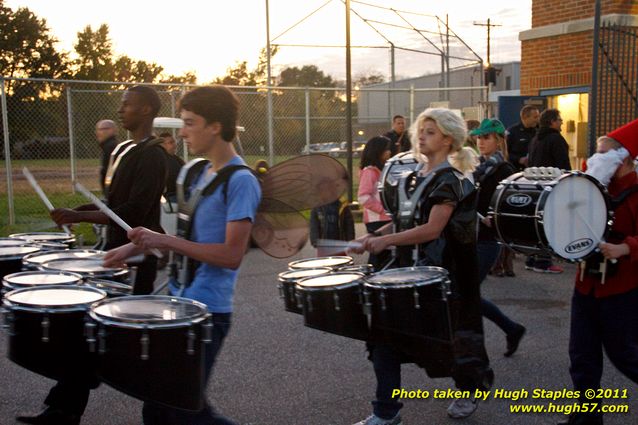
[519,0,638,167]
[356,62,520,137]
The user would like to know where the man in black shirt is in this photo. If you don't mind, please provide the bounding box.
[384,115,411,156]
[95,119,118,195]
[506,105,540,171]
[159,131,185,202]
[17,86,168,425]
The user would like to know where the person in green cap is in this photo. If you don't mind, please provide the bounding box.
[470,118,527,357]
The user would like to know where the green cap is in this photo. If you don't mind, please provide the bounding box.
[469,118,506,136]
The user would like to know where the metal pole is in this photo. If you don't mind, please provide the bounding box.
[409,84,415,124]
[446,14,450,102]
[305,87,311,153]
[390,43,395,119]
[266,0,275,166]
[66,85,77,193]
[1,78,15,225]
[345,0,353,203]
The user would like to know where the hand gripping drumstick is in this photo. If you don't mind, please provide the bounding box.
[572,208,615,284]
[22,167,72,235]
[74,181,163,259]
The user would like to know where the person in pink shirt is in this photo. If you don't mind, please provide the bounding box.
[358,135,392,270]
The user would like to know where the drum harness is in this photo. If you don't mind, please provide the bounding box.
[168,159,252,296]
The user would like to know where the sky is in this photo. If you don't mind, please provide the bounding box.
[6,0,532,83]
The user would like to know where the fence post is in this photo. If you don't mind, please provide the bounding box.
[1,78,15,225]
[588,0,602,155]
[305,87,310,154]
[409,85,415,124]
[66,86,77,192]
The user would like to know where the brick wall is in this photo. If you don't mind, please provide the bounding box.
[533,0,638,27]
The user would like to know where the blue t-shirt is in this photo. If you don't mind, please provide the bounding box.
[169,156,261,313]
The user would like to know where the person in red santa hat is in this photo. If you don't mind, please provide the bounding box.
[560,118,638,425]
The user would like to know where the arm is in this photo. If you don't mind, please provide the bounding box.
[554,137,572,170]
[357,168,386,214]
[50,208,109,225]
[364,203,454,254]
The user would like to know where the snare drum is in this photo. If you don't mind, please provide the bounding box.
[0,237,28,247]
[2,285,106,380]
[364,267,454,377]
[2,271,82,294]
[10,232,76,248]
[338,264,375,275]
[296,272,368,340]
[277,268,332,314]
[490,171,610,260]
[0,246,41,280]
[40,257,128,282]
[23,249,104,271]
[83,278,132,298]
[378,152,420,215]
[88,296,211,411]
[288,256,353,270]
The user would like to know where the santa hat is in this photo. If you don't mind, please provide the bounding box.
[608,118,638,158]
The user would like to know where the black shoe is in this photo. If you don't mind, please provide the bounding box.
[504,325,526,357]
[505,270,516,277]
[558,411,603,425]
[16,408,80,425]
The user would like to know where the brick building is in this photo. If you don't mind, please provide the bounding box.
[519,0,638,167]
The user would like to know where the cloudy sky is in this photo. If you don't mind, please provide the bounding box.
[7,0,532,82]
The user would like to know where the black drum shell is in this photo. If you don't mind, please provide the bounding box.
[3,286,105,382]
[0,246,41,280]
[296,273,368,341]
[365,280,454,378]
[277,267,332,314]
[89,297,210,412]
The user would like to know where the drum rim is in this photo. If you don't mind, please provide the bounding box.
[89,295,209,327]
[83,278,132,294]
[0,237,28,246]
[22,249,105,265]
[3,285,107,310]
[288,256,353,269]
[39,257,126,275]
[3,270,84,286]
[338,264,375,272]
[9,232,76,242]
[0,245,41,259]
[278,267,333,282]
[296,271,364,291]
[364,266,449,286]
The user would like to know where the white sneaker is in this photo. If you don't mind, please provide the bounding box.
[447,397,479,419]
[353,413,403,425]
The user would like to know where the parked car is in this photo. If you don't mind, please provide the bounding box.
[328,141,366,158]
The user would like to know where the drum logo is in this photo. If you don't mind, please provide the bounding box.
[564,238,593,254]
[506,194,532,207]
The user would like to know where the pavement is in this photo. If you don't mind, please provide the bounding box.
[1,223,637,425]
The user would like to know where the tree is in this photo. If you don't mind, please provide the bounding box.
[277,65,335,88]
[73,24,114,81]
[354,72,385,87]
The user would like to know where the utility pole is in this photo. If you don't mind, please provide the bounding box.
[473,18,501,67]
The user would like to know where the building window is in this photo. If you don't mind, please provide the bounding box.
[506,76,512,91]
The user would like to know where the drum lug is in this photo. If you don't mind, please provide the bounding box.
[413,288,421,309]
[380,291,386,311]
[85,321,97,353]
[41,312,50,343]
[187,327,196,355]
[307,294,313,313]
[363,290,372,328]
[333,292,340,311]
[202,318,213,344]
[98,325,106,354]
[277,283,284,299]
[1,308,14,334]
[295,291,303,310]
[140,328,150,361]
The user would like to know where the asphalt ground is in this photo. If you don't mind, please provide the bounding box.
[1,223,637,425]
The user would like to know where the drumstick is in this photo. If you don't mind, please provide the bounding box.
[572,208,617,265]
[74,181,163,259]
[22,167,72,235]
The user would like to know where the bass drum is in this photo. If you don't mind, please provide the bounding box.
[490,170,610,260]
[378,151,420,215]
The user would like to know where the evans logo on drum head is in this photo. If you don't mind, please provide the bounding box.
[564,238,594,254]
[506,194,532,207]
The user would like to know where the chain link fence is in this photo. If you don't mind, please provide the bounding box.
[1,77,487,237]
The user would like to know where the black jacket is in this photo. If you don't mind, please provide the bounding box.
[528,127,572,170]
[164,153,185,200]
[506,122,537,171]
[99,135,118,194]
[384,130,411,156]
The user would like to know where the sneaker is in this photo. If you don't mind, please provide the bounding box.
[447,397,479,419]
[532,265,563,274]
[353,414,402,425]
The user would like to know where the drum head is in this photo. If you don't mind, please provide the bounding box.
[3,271,82,287]
[23,249,104,266]
[366,266,448,287]
[5,286,106,307]
[0,246,40,259]
[297,272,363,289]
[84,279,132,297]
[0,237,28,247]
[10,232,74,243]
[288,256,353,270]
[91,296,207,325]
[543,174,608,260]
[40,257,123,275]
[278,268,332,282]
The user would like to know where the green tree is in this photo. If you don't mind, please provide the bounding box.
[73,24,114,81]
[278,65,335,88]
